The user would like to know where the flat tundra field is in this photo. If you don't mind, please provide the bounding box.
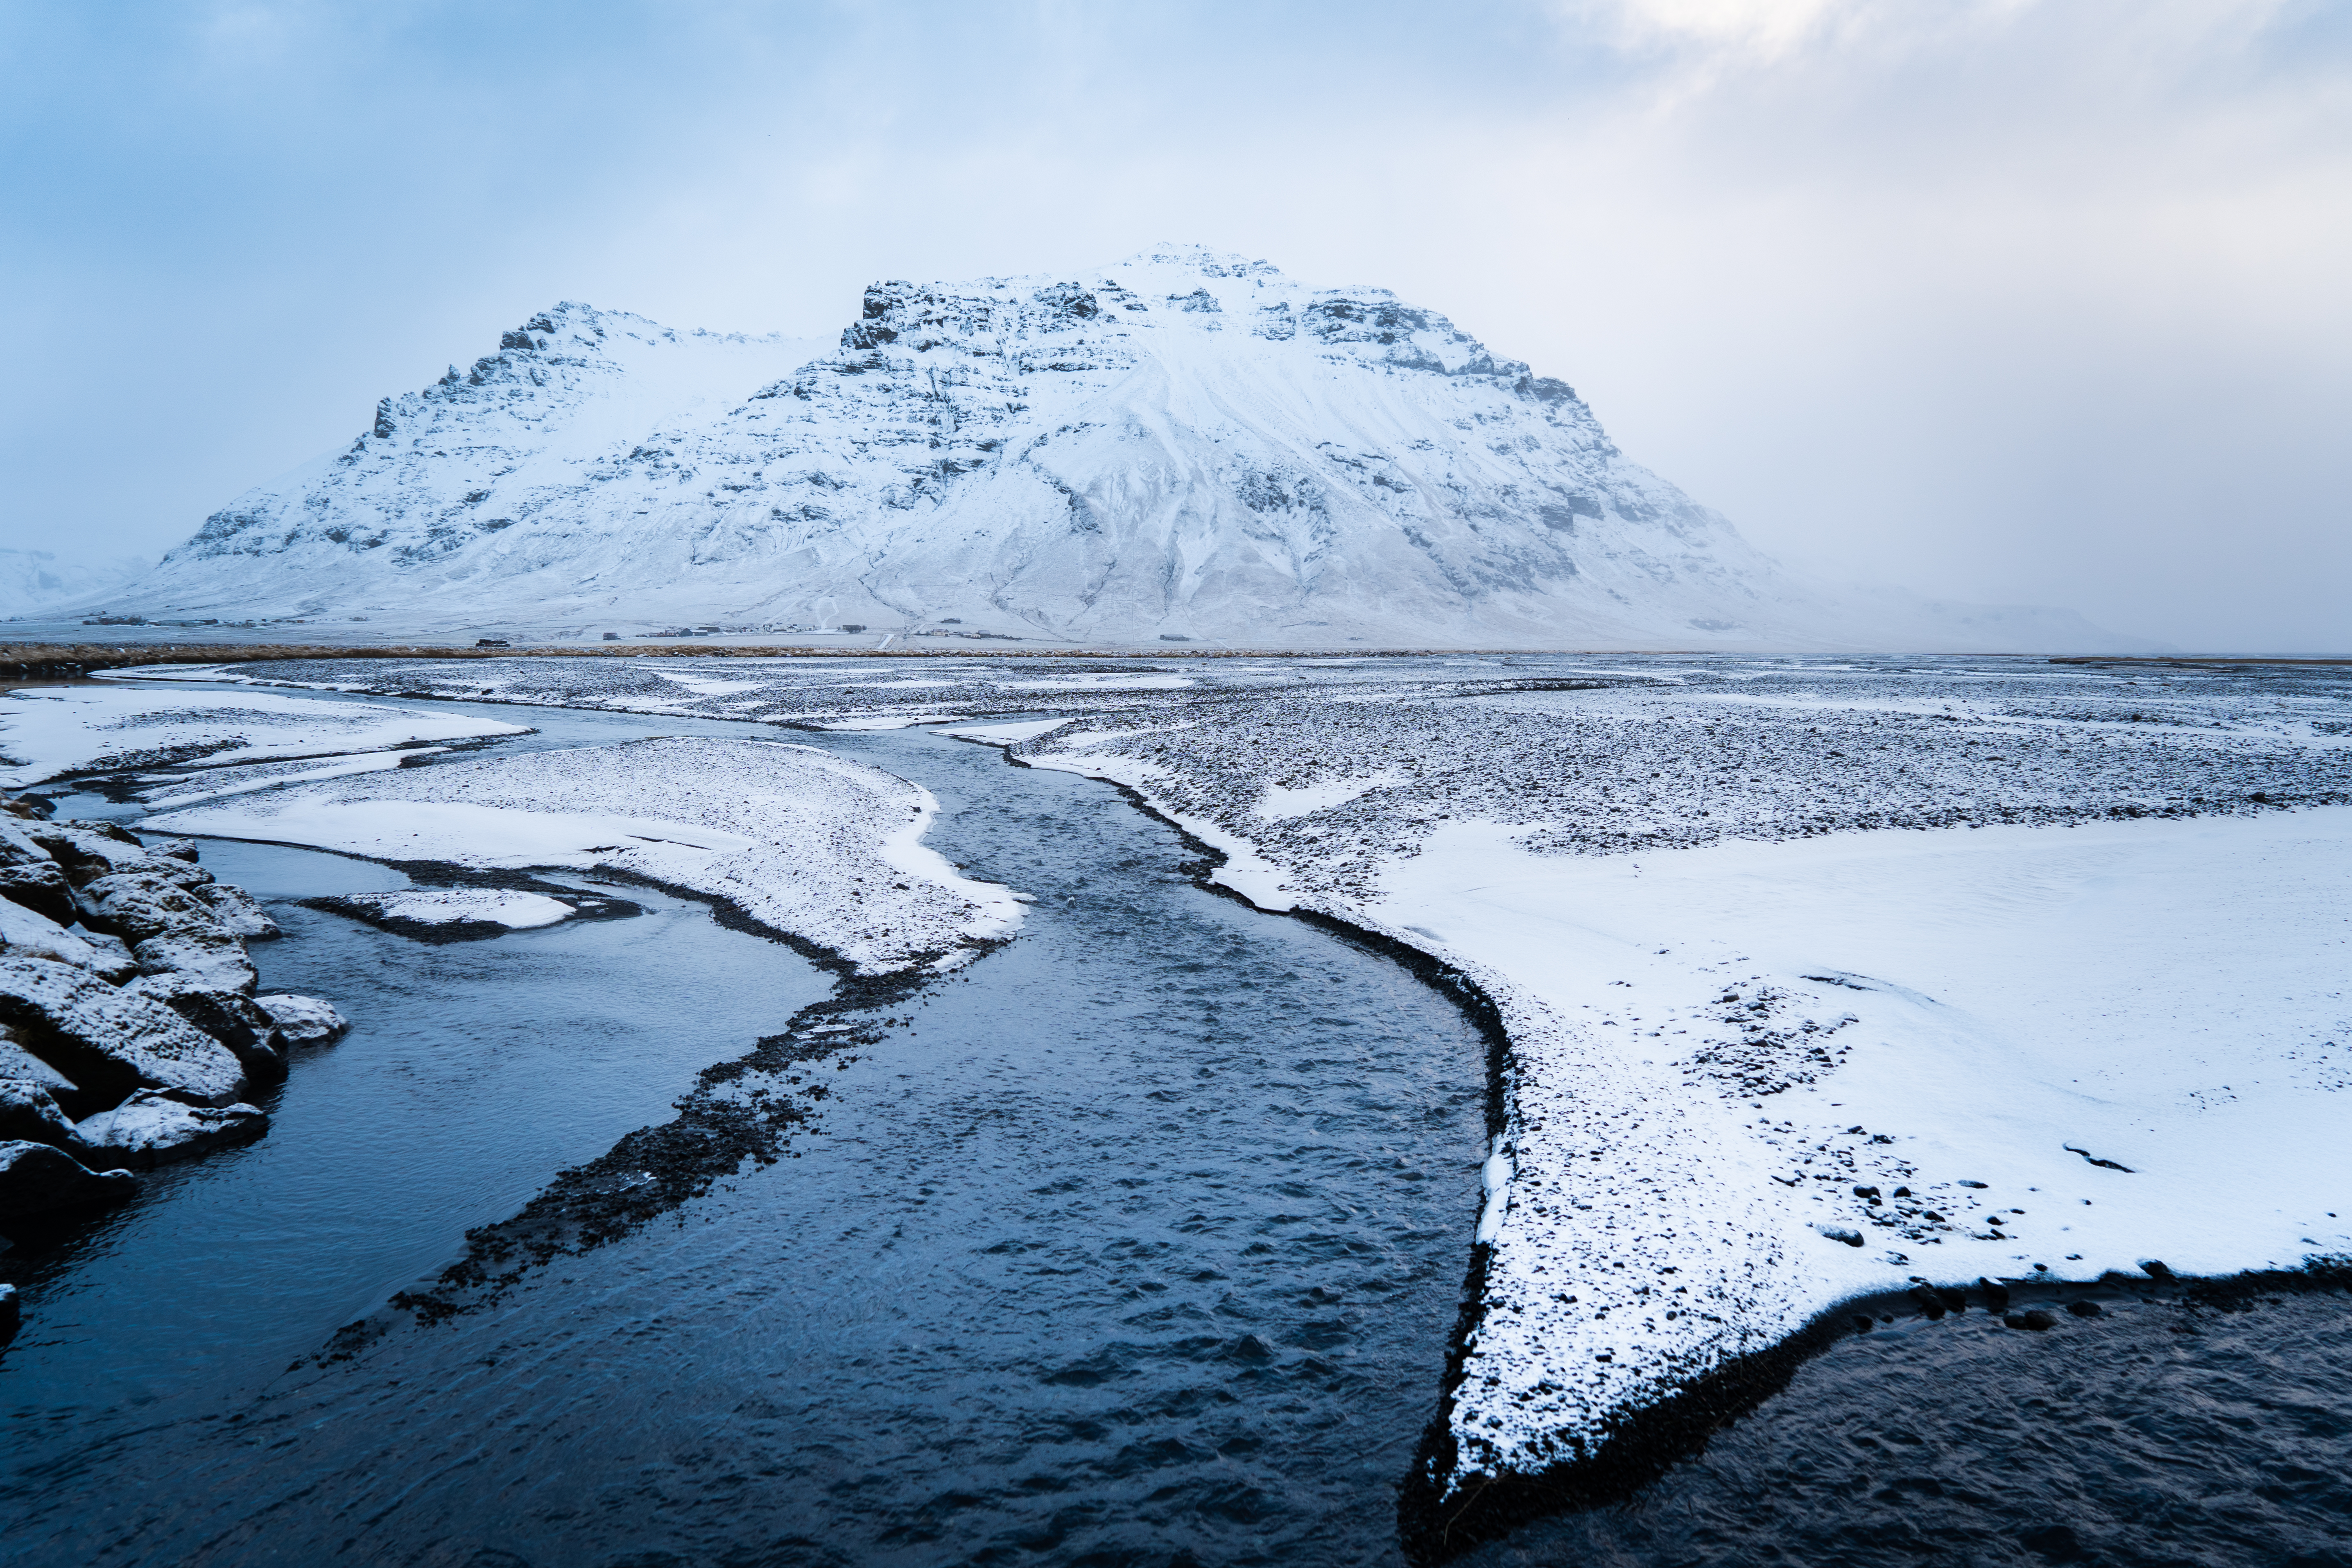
[11,650,2347,1525]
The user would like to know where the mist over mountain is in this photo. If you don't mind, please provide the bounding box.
[89,247,2130,651]
[1,548,149,619]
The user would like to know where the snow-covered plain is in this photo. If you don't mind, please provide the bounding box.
[145,737,1020,975]
[67,247,2125,651]
[81,652,2352,1510]
[0,684,526,790]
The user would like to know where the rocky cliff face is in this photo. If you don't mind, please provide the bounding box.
[105,247,2113,649]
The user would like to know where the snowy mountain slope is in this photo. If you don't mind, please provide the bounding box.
[127,307,826,624]
[0,548,148,618]
[95,248,2126,650]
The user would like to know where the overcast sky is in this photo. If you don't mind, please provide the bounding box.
[5,0,2347,649]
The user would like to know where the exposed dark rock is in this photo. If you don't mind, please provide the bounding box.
[0,1031,79,1098]
[2067,1299,2103,1318]
[0,1137,137,1220]
[0,1078,89,1153]
[0,862,75,926]
[2005,1309,2059,1331]
[1979,1276,2011,1313]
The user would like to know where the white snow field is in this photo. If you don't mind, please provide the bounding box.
[69,247,2122,652]
[328,887,580,930]
[0,684,528,790]
[146,738,1022,974]
[1365,810,2352,1487]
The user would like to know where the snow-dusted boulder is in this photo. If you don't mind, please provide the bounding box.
[0,816,48,867]
[67,926,138,984]
[75,1091,267,1171]
[0,1079,88,1154]
[255,993,349,1048]
[1,1281,16,1345]
[0,955,247,1110]
[131,930,258,996]
[22,819,152,885]
[129,972,288,1083]
[0,896,109,973]
[0,1031,79,1099]
[73,870,224,945]
[192,880,278,939]
[0,1138,137,1219]
[0,818,76,926]
[0,859,75,926]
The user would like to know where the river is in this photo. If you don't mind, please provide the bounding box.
[2,708,1490,1566]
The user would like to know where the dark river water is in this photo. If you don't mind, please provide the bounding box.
[7,697,2352,1568]
[2,715,1491,1566]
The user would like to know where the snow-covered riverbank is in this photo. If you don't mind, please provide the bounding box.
[147,737,1021,975]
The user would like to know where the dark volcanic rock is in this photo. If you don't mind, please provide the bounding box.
[0,1031,79,1098]
[0,1137,137,1220]
[0,1078,90,1153]
[2067,1299,2103,1318]
[0,954,247,1111]
[1979,1276,2012,1313]
[0,861,76,926]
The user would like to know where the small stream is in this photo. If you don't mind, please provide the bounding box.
[1,710,1491,1566]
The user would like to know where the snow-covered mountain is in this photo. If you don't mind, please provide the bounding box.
[92,247,2127,650]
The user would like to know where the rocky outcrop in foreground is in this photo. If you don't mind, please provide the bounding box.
[0,792,346,1331]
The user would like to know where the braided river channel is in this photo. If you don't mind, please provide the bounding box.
[7,695,2352,1568]
[2,712,1492,1566]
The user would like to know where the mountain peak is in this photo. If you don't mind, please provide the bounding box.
[96,252,2121,650]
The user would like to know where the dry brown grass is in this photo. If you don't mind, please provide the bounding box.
[0,639,1519,681]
